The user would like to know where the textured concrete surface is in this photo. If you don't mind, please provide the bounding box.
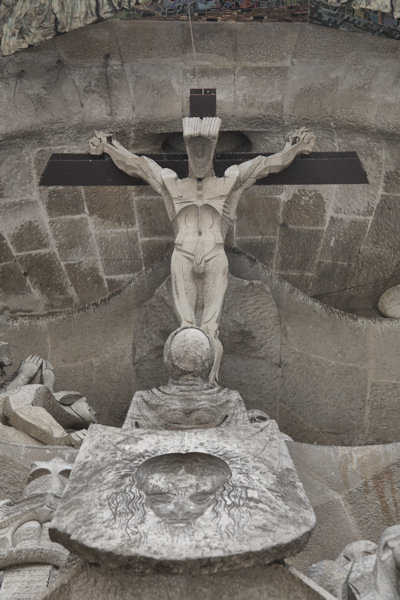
[0,22,399,314]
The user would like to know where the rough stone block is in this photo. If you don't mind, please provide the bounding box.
[370,325,400,383]
[0,233,14,264]
[280,290,370,366]
[236,22,301,66]
[0,262,30,295]
[41,561,330,600]
[351,246,398,287]
[17,251,74,307]
[310,261,350,297]
[114,21,184,61]
[368,381,400,444]
[284,60,343,122]
[50,216,97,261]
[281,189,326,228]
[106,276,132,293]
[334,61,393,130]
[182,23,236,65]
[281,346,368,444]
[235,66,288,120]
[136,196,172,238]
[237,194,280,237]
[141,239,173,268]
[64,261,108,305]
[236,237,276,269]
[67,62,132,124]
[46,187,85,218]
[0,147,35,199]
[85,187,136,229]
[277,227,323,273]
[319,217,369,263]
[382,141,400,195]
[128,63,183,124]
[96,229,142,275]
[280,272,313,295]
[9,219,50,253]
[333,132,383,217]
[56,20,120,66]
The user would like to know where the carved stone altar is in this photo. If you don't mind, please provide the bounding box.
[50,422,315,571]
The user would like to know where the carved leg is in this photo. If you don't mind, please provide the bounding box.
[6,405,73,446]
[201,251,229,385]
[171,249,197,327]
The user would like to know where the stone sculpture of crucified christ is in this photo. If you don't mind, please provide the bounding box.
[89,118,315,385]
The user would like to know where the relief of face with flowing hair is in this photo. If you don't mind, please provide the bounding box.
[135,453,232,525]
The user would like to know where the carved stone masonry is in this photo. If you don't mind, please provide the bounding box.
[0,457,72,600]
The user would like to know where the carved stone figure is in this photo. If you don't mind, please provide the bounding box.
[89,119,315,384]
[0,457,72,599]
[307,528,400,599]
[0,347,96,447]
[3,385,96,447]
[345,526,400,600]
[306,540,378,598]
[124,327,252,431]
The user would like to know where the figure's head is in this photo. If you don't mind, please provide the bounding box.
[0,341,12,375]
[23,457,72,500]
[368,525,400,598]
[56,391,97,427]
[183,117,221,179]
[135,452,231,525]
[164,327,214,382]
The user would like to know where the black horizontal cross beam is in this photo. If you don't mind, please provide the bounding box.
[40,152,368,187]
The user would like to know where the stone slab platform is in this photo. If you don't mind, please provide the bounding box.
[50,422,315,573]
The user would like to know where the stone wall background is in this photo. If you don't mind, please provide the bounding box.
[1,21,400,316]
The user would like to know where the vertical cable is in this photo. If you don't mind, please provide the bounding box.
[187,0,200,88]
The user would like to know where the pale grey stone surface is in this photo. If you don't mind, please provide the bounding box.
[50,422,315,572]
[42,561,335,600]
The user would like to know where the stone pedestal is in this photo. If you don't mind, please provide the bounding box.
[43,562,334,600]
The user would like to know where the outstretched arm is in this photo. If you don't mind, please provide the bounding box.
[89,132,164,195]
[227,128,316,191]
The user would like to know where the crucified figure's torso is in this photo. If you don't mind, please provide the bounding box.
[89,118,315,383]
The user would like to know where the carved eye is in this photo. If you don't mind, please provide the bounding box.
[190,494,211,503]
[28,468,51,482]
[59,469,72,479]
[148,493,172,505]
